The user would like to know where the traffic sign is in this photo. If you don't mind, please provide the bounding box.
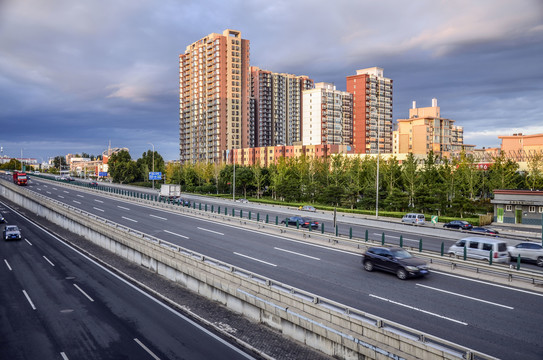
[149,172,162,180]
[431,215,438,224]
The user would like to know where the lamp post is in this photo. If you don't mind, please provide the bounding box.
[148,143,155,190]
[375,105,380,218]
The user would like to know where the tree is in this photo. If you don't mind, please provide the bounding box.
[488,151,521,191]
[401,154,419,209]
[526,152,543,190]
[235,166,254,198]
[108,150,139,184]
[252,163,265,199]
[53,156,67,170]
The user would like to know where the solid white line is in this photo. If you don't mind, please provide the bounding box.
[73,284,94,302]
[77,194,84,198]
[73,200,81,204]
[134,338,161,360]
[163,230,189,239]
[416,284,514,309]
[234,252,277,267]
[94,199,104,203]
[52,188,58,190]
[369,294,467,325]
[25,238,32,246]
[23,290,36,310]
[63,191,69,194]
[60,352,69,360]
[4,259,12,271]
[431,270,543,298]
[274,247,320,260]
[122,216,138,223]
[93,207,104,212]
[58,195,65,199]
[197,227,224,235]
[117,206,130,210]
[46,191,51,194]
[43,256,55,267]
[150,214,168,220]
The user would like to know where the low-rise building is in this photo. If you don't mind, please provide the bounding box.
[491,189,543,225]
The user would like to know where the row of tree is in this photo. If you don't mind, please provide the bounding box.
[106,150,543,217]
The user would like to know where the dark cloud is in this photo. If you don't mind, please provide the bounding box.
[1,0,542,162]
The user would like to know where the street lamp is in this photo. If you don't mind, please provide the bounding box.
[148,143,155,190]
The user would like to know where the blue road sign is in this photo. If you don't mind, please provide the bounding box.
[99,172,108,177]
[149,172,162,180]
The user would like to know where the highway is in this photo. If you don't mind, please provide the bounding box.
[4,175,543,359]
[0,196,258,360]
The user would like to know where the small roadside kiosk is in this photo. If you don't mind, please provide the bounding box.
[491,189,543,225]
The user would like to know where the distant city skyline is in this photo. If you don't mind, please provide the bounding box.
[1,0,542,161]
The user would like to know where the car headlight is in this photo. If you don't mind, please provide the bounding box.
[404,266,419,272]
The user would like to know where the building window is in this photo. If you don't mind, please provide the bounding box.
[505,205,512,211]
[529,206,536,213]
[539,207,543,213]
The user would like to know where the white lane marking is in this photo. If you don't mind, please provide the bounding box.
[134,338,161,360]
[234,252,277,267]
[46,191,51,194]
[4,259,12,271]
[94,199,104,203]
[372,233,418,242]
[60,352,69,360]
[23,290,36,310]
[122,216,138,223]
[73,200,81,204]
[77,194,84,198]
[63,190,69,194]
[37,188,41,191]
[52,188,58,190]
[164,230,189,239]
[369,294,467,325]
[73,284,94,302]
[274,247,320,260]
[93,207,104,212]
[58,195,65,199]
[416,284,514,309]
[25,238,32,246]
[197,227,224,235]
[431,270,543,298]
[43,256,55,267]
[117,205,130,210]
[150,214,168,220]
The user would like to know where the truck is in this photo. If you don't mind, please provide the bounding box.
[12,171,28,186]
[159,184,181,201]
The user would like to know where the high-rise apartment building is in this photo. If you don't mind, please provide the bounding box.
[394,98,464,158]
[179,29,250,164]
[346,67,393,154]
[302,83,353,146]
[250,67,313,147]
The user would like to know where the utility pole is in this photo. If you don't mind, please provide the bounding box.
[148,143,155,190]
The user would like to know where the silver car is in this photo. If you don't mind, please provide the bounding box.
[508,242,543,267]
[3,225,22,241]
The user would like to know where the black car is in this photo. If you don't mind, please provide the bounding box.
[281,216,319,230]
[471,227,499,235]
[89,181,98,187]
[362,247,429,280]
[443,220,473,230]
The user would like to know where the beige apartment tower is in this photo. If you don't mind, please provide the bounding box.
[179,29,250,164]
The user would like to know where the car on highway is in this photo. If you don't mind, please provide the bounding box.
[299,205,316,212]
[89,181,98,187]
[281,216,319,230]
[362,247,429,280]
[176,198,191,207]
[443,220,473,230]
[471,227,499,235]
[0,214,5,223]
[401,213,425,225]
[448,237,509,263]
[236,198,249,203]
[508,242,543,267]
[3,225,22,241]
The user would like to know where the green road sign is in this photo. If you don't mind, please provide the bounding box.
[431,215,438,224]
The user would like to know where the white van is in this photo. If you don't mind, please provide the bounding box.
[401,213,425,225]
[448,237,509,263]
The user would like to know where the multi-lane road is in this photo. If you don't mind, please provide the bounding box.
[3,175,543,359]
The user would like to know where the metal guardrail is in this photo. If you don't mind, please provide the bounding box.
[1,180,501,360]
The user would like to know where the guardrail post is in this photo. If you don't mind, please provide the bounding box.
[240,209,243,218]
[419,238,422,252]
[256,213,259,222]
[441,242,444,256]
[205,204,207,212]
[248,211,251,220]
[349,227,352,239]
[275,216,278,225]
[193,202,196,209]
[211,204,214,212]
[321,223,324,234]
[517,254,521,270]
[225,207,227,215]
[217,205,220,213]
[489,250,493,265]
[232,208,235,217]
[296,221,299,229]
[199,203,201,210]
[381,232,385,245]
[400,235,403,247]
[463,245,467,260]
[335,225,338,237]
[265,214,268,223]
[365,229,368,242]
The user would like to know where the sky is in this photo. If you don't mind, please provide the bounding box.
[1,0,542,163]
